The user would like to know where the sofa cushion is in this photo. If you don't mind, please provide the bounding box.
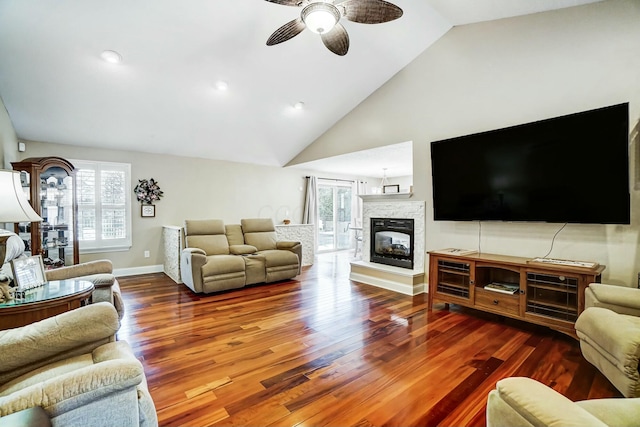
[185,220,230,255]
[202,255,245,276]
[575,307,640,370]
[241,218,275,233]
[0,354,93,396]
[244,233,276,251]
[225,224,245,246]
[257,249,299,267]
[185,219,225,235]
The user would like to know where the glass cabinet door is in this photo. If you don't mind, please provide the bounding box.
[12,157,79,269]
[39,167,75,267]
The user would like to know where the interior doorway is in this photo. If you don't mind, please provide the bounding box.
[317,179,352,253]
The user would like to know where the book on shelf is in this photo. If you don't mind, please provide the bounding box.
[484,282,519,295]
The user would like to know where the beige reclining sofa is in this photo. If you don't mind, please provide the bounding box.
[180,218,301,294]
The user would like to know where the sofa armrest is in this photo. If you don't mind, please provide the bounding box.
[0,303,119,385]
[44,260,113,282]
[90,277,125,321]
[185,247,206,256]
[276,241,302,274]
[180,248,207,293]
[0,342,144,418]
[487,377,607,427]
[229,244,258,255]
[276,241,300,250]
[585,283,640,315]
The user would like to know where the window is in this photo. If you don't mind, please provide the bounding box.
[72,160,132,252]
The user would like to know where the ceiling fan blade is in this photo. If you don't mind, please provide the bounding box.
[265,0,304,6]
[321,23,349,56]
[266,18,306,46]
[340,0,403,24]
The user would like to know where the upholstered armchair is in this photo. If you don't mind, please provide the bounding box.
[0,302,158,427]
[575,283,640,398]
[44,259,125,320]
[0,231,124,319]
[241,218,301,280]
[486,377,640,427]
[181,219,246,293]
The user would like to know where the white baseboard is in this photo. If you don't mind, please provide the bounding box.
[113,264,164,278]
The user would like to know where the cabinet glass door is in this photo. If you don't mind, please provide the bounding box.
[526,272,578,321]
[40,167,75,268]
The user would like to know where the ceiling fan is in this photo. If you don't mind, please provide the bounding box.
[265,0,403,56]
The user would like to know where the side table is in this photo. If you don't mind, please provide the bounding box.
[0,279,94,330]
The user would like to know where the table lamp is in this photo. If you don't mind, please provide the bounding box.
[0,169,43,264]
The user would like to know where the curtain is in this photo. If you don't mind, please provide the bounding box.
[351,180,365,227]
[302,176,318,251]
[302,176,317,225]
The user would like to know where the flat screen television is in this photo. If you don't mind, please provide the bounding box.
[430,103,630,224]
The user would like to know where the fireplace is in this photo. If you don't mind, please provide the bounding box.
[370,218,414,269]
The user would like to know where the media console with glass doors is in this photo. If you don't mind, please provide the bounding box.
[427,250,605,336]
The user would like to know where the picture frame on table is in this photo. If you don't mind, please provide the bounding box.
[10,255,46,291]
[141,204,156,217]
[383,184,400,194]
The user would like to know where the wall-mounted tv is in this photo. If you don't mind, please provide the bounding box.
[430,103,630,224]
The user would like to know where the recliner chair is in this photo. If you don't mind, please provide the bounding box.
[0,302,157,427]
[486,377,640,427]
[181,219,246,294]
[241,218,301,281]
[575,283,640,398]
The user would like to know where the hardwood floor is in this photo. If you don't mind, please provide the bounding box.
[116,252,620,427]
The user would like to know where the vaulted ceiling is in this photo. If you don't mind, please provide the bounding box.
[0,0,602,177]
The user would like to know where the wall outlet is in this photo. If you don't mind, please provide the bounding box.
[144,250,150,258]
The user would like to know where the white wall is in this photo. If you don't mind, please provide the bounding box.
[287,0,640,286]
[0,96,18,169]
[18,139,376,269]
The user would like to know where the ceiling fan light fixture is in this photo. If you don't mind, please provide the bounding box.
[301,2,340,34]
[100,50,122,64]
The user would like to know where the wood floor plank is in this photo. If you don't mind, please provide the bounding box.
[116,252,621,426]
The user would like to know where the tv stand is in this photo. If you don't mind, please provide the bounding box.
[428,251,605,336]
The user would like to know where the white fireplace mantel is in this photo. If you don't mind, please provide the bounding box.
[350,199,427,295]
[359,192,413,202]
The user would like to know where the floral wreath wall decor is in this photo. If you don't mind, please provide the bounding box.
[134,178,164,217]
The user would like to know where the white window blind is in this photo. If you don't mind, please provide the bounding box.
[72,160,132,252]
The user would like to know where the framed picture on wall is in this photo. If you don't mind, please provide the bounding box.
[141,205,156,217]
[383,185,400,194]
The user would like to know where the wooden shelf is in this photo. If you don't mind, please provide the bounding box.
[428,250,605,336]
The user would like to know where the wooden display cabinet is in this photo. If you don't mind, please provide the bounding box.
[12,157,79,268]
[428,250,605,336]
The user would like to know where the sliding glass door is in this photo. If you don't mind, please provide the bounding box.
[317,180,352,252]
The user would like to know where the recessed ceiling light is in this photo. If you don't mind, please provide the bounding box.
[293,101,305,110]
[101,50,122,64]
[215,81,229,91]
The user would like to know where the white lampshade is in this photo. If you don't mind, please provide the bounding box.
[301,2,340,34]
[0,170,43,223]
